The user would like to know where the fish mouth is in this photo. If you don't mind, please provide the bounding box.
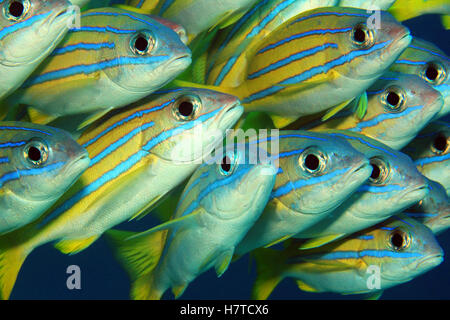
[383,32,412,62]
[337,161,371,190]
[166,53,192,71]
[415,254,444,270]
[398,184,429,204]
[217,102,244,130]
[63,152,90,180]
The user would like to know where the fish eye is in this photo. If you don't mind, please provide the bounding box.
[130,31,155,55]
[218,153,236,176]
[3,0,30,21]
[172,94,201,121]
[369,157,390,185]
[421,62,446,85]
[23,140,48,167]
[299,148,327,175]
[431,133,448,154]
[380,86,406,113]
[389,229,410,251]
[351,24,374,48]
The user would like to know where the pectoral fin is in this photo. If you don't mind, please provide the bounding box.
[321,98,355,121]
[264,234,295,248]
[296,280,319,293]
[128,193,166,221]
[215,250,234,277]
[172,283,188,299]
[27,107,58,125]
[296,234,345,250]
[270,114,299,129]
[54,235,100,255]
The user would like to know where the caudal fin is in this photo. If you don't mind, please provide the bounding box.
[0,232,31,299]
[251,248,285,300]
[105,229,167,300]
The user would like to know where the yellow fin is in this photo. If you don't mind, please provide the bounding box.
[77,109,112,131]
[251,248,284,300]
[128,207,203,240]
[106,229,167,300]
[54,235,100,255]
[270,114,299,129]
[172,283,188,299]
[264,234,295,248]
[442,15,450,29]
[296,234,345,250]
[321,98,355,121]
[296,280,319,293]
[113,4,150,14]
[0,236,29,299]
[128,193,166,221]
[354,91,368,120]
[215,250,234,277]
[169,79,237,96]
[27,107,58,125]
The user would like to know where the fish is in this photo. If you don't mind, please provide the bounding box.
[0,87,243,299]
[390,37,450,120]
[234,130,372,256]
[149,0,260,41]
[252,215,443,299]
[0,121,89,234]
[204,7,412,128]
[7,7,192,122]
[107,140,277,299]
[0,0,76,100]
[405,178,450,235]
[301,72,444,150]
[402,121,450,195]
[293,130,429,249]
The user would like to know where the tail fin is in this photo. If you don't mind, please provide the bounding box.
[105,229,167,300]
[0,232,31,299]
[251,248,285,300]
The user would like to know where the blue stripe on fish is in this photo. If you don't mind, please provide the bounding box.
[356,184,405,193]
[212,0,296,85]
[40,108,222,226]
[82,99,174,148]
[409,44,450,62]
[290,11,370,26]
[327,132,398,158]
[181,165,252,217]
[81,11,157,28]
[270,167,350,199]
[0,161,65,188]
[415,153,450,166]
[89,122,155,167]
[0,126,52,135]
[308,249,423,260]
[405,212,438,218]
[243,41,392,103]
[349,105,424,132]
[0,141,26,148]
[51,42,116,56]
[248,43,338,80]
[0,11,51,40]
[257,28,351,55]
[69,26,137,34]
[23,55,169,87]
[0,157,8,164]
[395,59,427,65]
[178,171,210,206]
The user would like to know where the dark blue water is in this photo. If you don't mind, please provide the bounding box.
[11,14,450,300]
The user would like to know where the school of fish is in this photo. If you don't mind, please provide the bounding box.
[0,0,448,300]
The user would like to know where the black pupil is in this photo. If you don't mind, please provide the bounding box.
[370,163,380,180]
[134,36,148,52]
[387,92,400,107]
[391,232,404,249]
[178,101,194,117]
[305,154,320,171]
[221,156,231,172]
[9,1,24,17]
[433,134,447,152]
[426,65,438,81]
[28,146,41,162]
[353,28,366,43]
